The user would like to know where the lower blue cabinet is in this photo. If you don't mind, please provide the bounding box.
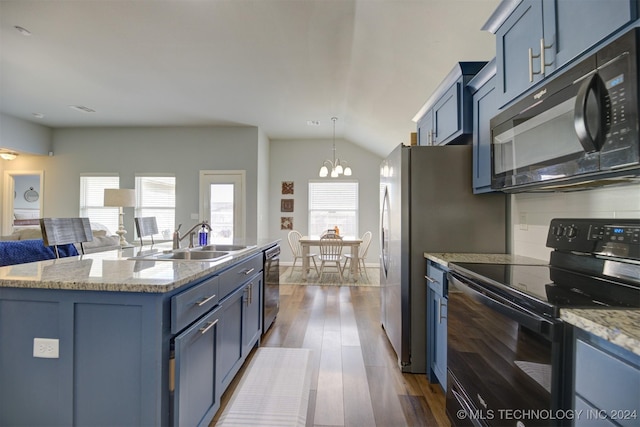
[426,260,448,391]
[573,328,640,427]
[173,306,221,427]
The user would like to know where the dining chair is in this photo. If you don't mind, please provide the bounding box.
[287,230,319,277]
[40,217,93,258]
[342,231,372,279]
[134,216,158,246]
[318,234,344,282]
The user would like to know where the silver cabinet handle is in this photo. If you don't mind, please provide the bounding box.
[529,38,553,82]
[540,37,554,76]
[242,268,255,276]
[199,318,218,334]
[438,299,447,324]
[424,275,439,284]
[195,294,216,307]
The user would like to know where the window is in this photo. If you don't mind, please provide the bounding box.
[79,175,119,234]
[308,181,358,237]
[135,175,176,241]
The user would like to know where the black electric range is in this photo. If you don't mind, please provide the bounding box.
[446,218,640,427]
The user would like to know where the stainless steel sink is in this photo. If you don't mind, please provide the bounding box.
[129,250,231,262]
[198,244,254,252]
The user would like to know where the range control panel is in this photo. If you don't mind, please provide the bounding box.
[546,218,640,259]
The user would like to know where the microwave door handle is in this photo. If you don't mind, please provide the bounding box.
[574,73,606,153]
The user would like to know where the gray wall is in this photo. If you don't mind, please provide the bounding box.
[269,137,384,265]
[0,113,52,155]
[2,126,263,239]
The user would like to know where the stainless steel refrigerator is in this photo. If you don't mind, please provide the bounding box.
[380,143,506,373]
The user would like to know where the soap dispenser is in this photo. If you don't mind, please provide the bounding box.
[198,224,209,246]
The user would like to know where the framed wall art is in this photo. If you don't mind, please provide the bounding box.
[281,181,294,195]
[280,217,293,230]
[281,199,294,213]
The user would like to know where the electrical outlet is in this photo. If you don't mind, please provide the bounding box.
[33,338,59,358]
[519,213,528,231]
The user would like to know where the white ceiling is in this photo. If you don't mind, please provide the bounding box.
[0,0,500,158]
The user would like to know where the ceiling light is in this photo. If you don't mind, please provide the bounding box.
[69,105,96,113]
[32,113,44,119]
[14,26,31,36]
[307,120,320,126]
[319,117,352,178]
[0,152,18,161]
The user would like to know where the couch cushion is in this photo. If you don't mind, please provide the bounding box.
[0,240,79,267]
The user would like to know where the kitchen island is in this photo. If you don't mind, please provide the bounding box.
[0,239,278,427]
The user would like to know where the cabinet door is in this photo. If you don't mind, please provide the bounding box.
[173,307,220,427]
[426,261,448,390]
[433,83,461,145]
[242,273,263,356]
[472,75,499,194]
[495,0,544,106]
[544,0,635,70]
[432,294,447,391]
[417,112,434,146]
[217,286,245,393]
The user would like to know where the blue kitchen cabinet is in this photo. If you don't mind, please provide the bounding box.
[173,306,221,427]
[485,0,637,108]
[468,59,499,194]
[572,328,640,427]
[0,252,265,427]
[217,255,263,396]
[415,62,487,146]
[426,260,448,391]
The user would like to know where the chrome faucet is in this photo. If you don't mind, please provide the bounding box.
[172,221,212,249]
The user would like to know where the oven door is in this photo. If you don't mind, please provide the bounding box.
[446,272,565,427]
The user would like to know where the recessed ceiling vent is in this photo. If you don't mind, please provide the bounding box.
[69,105,96,113]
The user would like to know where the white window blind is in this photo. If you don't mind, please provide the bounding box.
[79,175,119,234]
[135,175,175,241]
[308,181,358,237]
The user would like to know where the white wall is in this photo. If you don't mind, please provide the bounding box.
[511,184,640,260]
[270,137,383,265]
[256,129,270,239]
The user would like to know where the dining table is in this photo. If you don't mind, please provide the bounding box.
[299,235,363,281]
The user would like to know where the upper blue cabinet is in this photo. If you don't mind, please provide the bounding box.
[413,62,487,146]
[484,0,638,108]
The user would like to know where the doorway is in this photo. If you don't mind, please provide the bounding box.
[199,171,246,244]
[2,170,44,235]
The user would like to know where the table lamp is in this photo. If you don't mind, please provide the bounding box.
[104,188,136,246]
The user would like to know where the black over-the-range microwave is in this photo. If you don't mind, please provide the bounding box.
[490,27,640,192]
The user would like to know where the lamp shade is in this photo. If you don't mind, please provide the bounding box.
[104,188,136,207]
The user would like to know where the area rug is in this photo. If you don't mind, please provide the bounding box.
[280,266,380,287]
[216,347,312,427]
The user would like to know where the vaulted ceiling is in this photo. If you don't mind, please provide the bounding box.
[0,0,500,157]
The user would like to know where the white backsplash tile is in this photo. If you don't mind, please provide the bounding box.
[511,184,640,259]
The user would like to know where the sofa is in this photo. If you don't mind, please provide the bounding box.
[0,225,121,267]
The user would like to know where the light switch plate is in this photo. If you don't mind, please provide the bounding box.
[33,338,59,358]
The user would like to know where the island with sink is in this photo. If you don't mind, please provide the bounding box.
[0,238,279,427]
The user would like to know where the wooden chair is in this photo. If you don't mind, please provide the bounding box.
[342,231,372,279]
[134,216,158,246]
[318,234,344,282]
[287,230,319,277]
[40,217,93,258]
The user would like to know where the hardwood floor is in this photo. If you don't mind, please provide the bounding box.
[212,284,450,427]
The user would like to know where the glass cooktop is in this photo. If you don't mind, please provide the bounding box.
[450,262,640,315]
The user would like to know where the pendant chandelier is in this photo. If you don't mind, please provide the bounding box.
[319,117,352,178]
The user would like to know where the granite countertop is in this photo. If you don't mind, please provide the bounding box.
[424,252,548,267]
[0,239,279,293]
[561,309,640,356]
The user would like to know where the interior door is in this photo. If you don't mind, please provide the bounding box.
[199,171,245,244]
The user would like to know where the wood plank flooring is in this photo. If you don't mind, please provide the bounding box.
[212,284,450,427]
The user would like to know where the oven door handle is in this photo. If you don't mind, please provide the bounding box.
[450,274,554,339]
[451,388,485,427]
